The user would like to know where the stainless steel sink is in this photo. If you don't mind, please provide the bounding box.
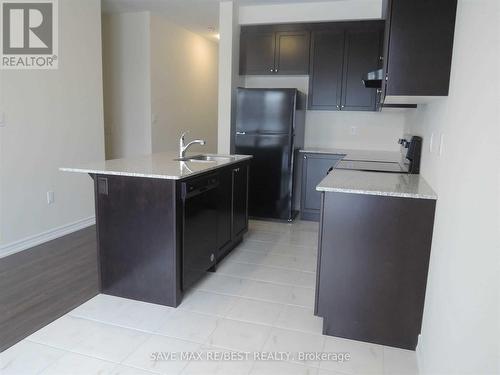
[174,154,236,162]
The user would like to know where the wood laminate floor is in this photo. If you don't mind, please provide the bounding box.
[0,226,99,352]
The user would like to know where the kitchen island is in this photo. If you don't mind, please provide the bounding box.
[61,152,251,307]
[314,168,437,350]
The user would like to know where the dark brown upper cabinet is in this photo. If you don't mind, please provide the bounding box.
[381,0,458,105]
[239,31,276,75]
[308,30,345,110]
[342,28,383,111]
[240,26,310,75]
[274,31,311,74]
[308,22,384,111]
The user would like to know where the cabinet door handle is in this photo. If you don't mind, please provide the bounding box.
[270,68,274,72]
[336,105,340,109]
[341,105,345,108]
[233,168,240,173]
[275,68,279,73]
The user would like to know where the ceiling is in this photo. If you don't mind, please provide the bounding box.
[102,0,344,38]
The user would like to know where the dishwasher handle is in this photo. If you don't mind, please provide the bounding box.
[182,174,219,200]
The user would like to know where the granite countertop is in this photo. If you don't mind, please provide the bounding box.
[60,152,252,180]
[299,147,403,163]
[316,169,437,200]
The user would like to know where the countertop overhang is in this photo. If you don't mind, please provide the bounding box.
[60,152,253,180]
[316,169,437,200]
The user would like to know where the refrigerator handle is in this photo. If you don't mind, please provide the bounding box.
[236,131,246,135]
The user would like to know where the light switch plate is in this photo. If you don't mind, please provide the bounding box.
[98,177,108,195]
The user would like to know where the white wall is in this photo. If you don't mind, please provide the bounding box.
[244,75,406,151]
[102,12,151,159]
[0,0,105,251]
[239,0,382,25]
[150,15,218,154]
[404,1,500,373]
[218,0,241,154]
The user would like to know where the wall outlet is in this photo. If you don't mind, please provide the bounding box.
[350,126,358,136]
[47,191,55,205]
[439,134,445,156]
[429,133,434,153]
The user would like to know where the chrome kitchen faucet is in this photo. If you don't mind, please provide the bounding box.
[179,131,206,158]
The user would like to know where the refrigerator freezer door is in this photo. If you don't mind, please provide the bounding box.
[236,88,296,134]
[235,133,293,220]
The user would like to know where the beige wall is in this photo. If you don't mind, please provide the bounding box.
[102,13,218,157]
[0,0,105,253]
[244,75,406,151]
[150,15,218,154]
[102,12,152,159]
[404,1,500,373]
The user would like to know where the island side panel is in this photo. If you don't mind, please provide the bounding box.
[93,174,181,307]
[316,192,436,350]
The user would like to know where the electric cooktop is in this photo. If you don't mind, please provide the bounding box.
[336,160,409,173]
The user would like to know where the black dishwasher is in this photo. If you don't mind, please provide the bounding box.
[181,173,219,291]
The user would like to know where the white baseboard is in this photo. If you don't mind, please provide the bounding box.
[0,217,96,259]
[416,333,424,368]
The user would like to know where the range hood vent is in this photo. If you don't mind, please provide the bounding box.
[362,68,383,88]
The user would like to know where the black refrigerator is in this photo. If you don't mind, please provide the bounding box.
[234,88,305,221]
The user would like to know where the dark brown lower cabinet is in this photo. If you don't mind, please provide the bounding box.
[95,175,181,307]
[232,164,249,238]
[216,163,249,260]
[216,168,233,252]
[315,191,436,350]
[93,160,250,308]
[300,153,343,221]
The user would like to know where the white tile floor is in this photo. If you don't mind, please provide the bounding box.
[0,220,419,375]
